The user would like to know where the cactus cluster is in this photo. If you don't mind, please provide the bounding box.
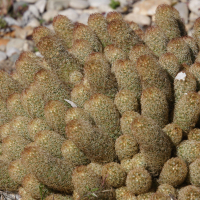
[1,3,200,200]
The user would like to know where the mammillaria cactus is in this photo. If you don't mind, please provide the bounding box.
[1,3,200,200]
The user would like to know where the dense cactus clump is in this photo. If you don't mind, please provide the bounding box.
[1,4,200,200]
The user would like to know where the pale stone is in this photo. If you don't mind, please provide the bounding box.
[47,0,69,11]
[69,0,89,9]
[77,13,90,24]
[189,12,199,22]
[0,51,7,62]
[16,0,38,2]
[174,2,189,24]
[133,0,171,16]
[124,13,151,26]
[35,0,47,13]
[189,0,200,16]
[42,10,59,21]
[26,18,40,27]
[88,0,110,7]
[28,5,40,18]
[6,39,34,52]
[4,17,21,26]
[7,47,20,57]
[58,9,79,22]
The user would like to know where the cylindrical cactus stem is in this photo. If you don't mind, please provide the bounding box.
[116,186,137,200]
[193,17,200,48]
[34,69,70,104]
[44,100,69,136]
[73,22,102,52]
[68,39,93,65]
[158,157,188,187]
[36,35,82,88]
[141,87,169,128]
[182,36,199,62]
[104,44,127,65]
[84,93,120,139]
[188,128,200,141]
[87,162,103,177]
[0,97,12,126]
[45,194,73,200]
[18,187,36,200]
[137,192,154,200]
[167,37,193,65]
[112,59,141,100]
[0,122,11,141]
[188,158,200,187]
[52,15,74,49]
[70,79,92,108]
[9,116,32,140]
[7,93,28,117]
[162,123,183,146]
[32,26,53,45]
[84,52,112,95]
[27,118,51,141]
[21,146,75,193]
[126,167,152,195]
[176,140,200,164]
[128,43,155,64]
[22,173,51,199]
[144,26,169,57]
[189,62,200,90]
[114,89,139,115]
[115,134,138,161]
[21,82,45,118]
[107,19,142,53]
[34,130,66,158]
[8,158,27,185]
[136,55,172,103]
[102,162,126,188]
[0,160,19,192]
[2,135,30,161]
[88,13,112,47]
[155,4,181,40]
[0,70,22,100]
[157,184,177,198]
[65,107,92,124]
[131,115,172,176]
[15,51,43,88]
[72,165,114,200]
[173,92,200,135]
[66,119,116,163]
[159,52,181,81]
[178,185,200,199]
[61,139,90,166]
[106,11,123,22]
[174,71,196,104]
[120,111,140,136]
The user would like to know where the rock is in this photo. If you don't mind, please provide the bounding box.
[124,13,151,26]
[0,39,10,47]
[9,53,20,63]
[22,10,35,26]
[42,10,59,21]
[189,0,200,16]
[16,0,38,3]
[35,0,46,13]
[69,0,89,9]
[26,18,40,27]
[13,1,28,12]
[4,17,21,26]
[0,45,6,52]
[29,5,40,18]
[58,9,79,22]
[83,8,100,14]
[47,0,69,11]
[6,38,34,52]
[77,13,90,24]
[189,12,199,23]
[174,2,189,24]
[98,4,114,13]
[35,51,43,57]
[88,0,110,7]
[0,51,7,62]
[7,47,21,57]
[133,0,171,16]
